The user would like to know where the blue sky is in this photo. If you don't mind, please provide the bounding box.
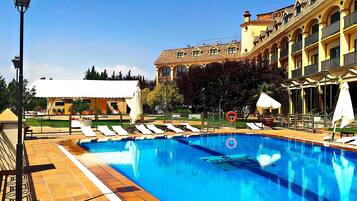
[0,0,292,83]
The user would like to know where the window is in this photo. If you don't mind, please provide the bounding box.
[193,50,200,57]
[297,33,303,41]
[296,59,302,68]
[330,46,340,59]
[311,54,318,64]
[55,101,65,107]
[354,39,357,52]
[161,67,171,77]
[296,4,301,15]
[176,66,187,76]
[177,51,184,58]
[227,46,237,54]
[311,23,319,34]
[330,11,340,24]
[209,48,219,55]
[284,14,289,24]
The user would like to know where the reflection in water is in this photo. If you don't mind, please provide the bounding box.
[256,144,281,168]
[93,141,140,178]
[332,152,355,201]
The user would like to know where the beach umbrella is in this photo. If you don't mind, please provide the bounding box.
[332,152,354,201]
[126,86,143,124]
[332,82,354,130]
[256,92,281,114]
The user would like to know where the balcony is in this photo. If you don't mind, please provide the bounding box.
[321,58,340,70]
[322,21,340,39]
[344,51,357,66]
[304,32,318,47]
[280,48,288,59]
[344,11,357,29]
[271,53,278,63]
[292,41,302,53]
[291,68,302,78]
[304,63,318,76]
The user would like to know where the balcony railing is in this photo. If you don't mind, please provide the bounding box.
[304,63,318,76]
[271,53,278,63]
[291,68,302,78]
[321,58,340,70]
[304,32,318,47]
[344,51,357,66]
[322,21,340,39]
[344,11,357,29]
[280,48,288,59]
[292,41,302,53]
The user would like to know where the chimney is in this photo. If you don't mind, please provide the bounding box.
[243,11,251,23]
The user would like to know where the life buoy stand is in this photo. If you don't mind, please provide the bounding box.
[226,111,237,123]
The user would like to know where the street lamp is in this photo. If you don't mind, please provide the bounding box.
[13,0,31,200]
[12,56,20,82]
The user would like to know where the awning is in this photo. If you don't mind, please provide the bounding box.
[256,92,281,114]
[31,80,143,123]
[31,80,140,98]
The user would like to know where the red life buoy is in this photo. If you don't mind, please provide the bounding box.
[226,111,237,123]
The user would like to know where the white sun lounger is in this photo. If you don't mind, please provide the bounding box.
[335,136,357,143]
[146,124,165,134]
[181,123,200,133]
[246,123,262,130]
[135,124,153,135]
[349,140,357,146]
[98,126,117,136]
[112,125,129,136]
[164,123,184,133]
[81,126,97,137]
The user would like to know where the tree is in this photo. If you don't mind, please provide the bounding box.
[70,100,90,116]
[0,75,9,111]
[176,60,288,114]
[147,82,183,113]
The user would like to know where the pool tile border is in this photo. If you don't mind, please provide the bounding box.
[59,140,159,201]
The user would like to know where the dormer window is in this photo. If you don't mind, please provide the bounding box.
[296,4,301,15]
[209,48,219,55]
[227,46,237,54]
[177,51,184,58]
[193,50,200,57]
[283,14,289,24]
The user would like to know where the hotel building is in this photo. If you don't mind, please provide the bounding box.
[155,0,357,115]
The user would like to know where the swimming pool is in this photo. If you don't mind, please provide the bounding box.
[80,134,357,201]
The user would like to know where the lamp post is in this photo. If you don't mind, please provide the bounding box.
[13,1,31,200]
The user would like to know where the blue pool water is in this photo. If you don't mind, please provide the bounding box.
[80,134,357,201]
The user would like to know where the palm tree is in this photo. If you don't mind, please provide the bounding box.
[254,82,274,99]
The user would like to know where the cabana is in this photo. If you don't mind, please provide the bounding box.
[31,80,143,124]
[256,92,281,114]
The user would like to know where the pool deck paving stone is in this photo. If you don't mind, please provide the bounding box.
[24,127,357,201]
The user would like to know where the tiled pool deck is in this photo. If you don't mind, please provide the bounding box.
[23,128,357,200]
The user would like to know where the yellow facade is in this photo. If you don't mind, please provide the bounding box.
[46,98,127,115]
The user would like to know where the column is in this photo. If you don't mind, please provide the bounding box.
[269,52,272,65]
[155,67,159,84]
[289,91,293,114]
[340,10,349,66]
[170,66,174,80]
[302,32,309,76]
[288,39,294,78]
[301,88,306,114]
[277,46,282,68]
[318,22,326,71]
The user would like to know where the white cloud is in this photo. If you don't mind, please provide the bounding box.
[97,64,154,79]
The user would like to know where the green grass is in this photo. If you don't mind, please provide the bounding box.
[26,118,130,128]
[328,127,357,134]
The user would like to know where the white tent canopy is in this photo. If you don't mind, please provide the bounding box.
[332,82,355,129]
[256,92,281,114]
[31,80,143,123]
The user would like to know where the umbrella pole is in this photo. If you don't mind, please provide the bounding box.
[332,123,336,140]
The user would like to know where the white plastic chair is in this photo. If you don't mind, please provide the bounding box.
[98,125,116,136]
[112,125,129,136]
[81,126,97,137]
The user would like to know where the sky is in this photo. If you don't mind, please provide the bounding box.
[0,0,292,84]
